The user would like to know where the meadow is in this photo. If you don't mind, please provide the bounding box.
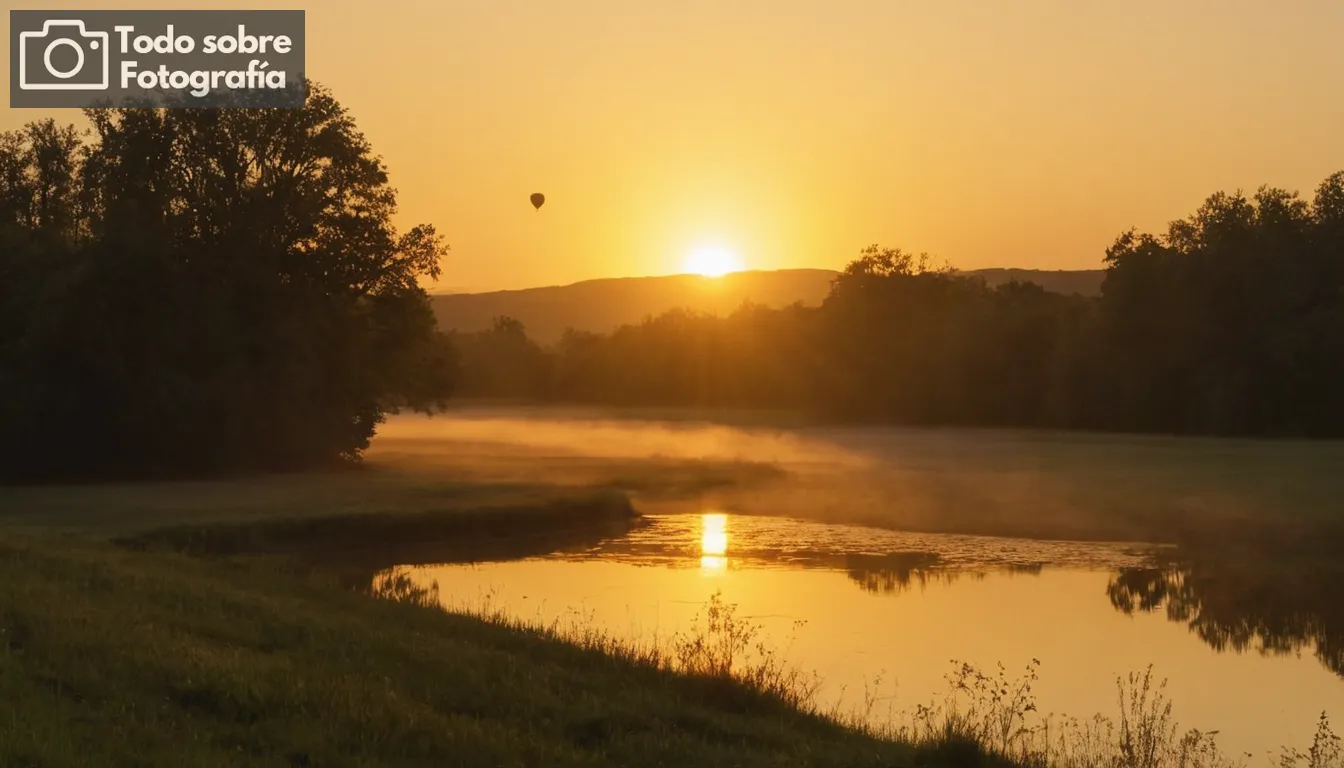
[3,408,1343,766]
[1,527,954,768]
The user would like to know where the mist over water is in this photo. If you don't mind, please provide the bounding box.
[376,408,871,467]
[373,407,1344,545]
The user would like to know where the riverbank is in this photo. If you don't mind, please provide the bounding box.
[2,409,1342,766]
[0,521,1006,767]
[2,480,1341,766]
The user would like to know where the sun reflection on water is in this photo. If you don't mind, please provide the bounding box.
[371,510,1344,759]
[700,512,728,570]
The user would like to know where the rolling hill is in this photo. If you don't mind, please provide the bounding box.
[431,267,1104,344]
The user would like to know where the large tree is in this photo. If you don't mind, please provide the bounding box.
[0,84,455,480]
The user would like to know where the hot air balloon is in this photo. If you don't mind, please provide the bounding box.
[530,193,545,210]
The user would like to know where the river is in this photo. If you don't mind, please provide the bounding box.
[377,509,1344,761]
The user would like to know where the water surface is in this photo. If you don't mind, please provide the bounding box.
[381,512,1344,760]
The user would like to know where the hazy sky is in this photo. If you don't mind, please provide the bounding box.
[6,0,1344,291]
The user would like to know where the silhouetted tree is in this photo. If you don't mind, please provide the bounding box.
[1095,182,1344,435]
[0,85,455,480]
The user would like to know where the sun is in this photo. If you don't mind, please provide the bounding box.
[684,245,744,278]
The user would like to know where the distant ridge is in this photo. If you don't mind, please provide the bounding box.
[431,267,1103,344]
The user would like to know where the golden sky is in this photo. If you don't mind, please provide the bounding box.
[6,0,1344,291]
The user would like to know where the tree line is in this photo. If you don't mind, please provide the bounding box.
[0,85,456,480]
[455,176,1344,437]
[4,85,1340,483]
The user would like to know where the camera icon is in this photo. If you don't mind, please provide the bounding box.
[18,20,110,91]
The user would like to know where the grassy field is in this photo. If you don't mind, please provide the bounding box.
[0,456,989,767]
[0,527,985,768]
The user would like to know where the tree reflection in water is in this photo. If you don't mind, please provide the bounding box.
[1107,557,1344,677]
[842,547,1344,680]
[843,554,1045,596]
[844,552,947,595]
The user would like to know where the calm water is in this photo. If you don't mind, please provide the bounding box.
[379,512,1344,760]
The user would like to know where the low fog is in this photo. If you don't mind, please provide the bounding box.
[370,406,1344,545]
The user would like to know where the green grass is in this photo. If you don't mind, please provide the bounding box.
[0,527,994,768]
[0,469,585,535]
[0,454,778,538]
[0,463,989,766]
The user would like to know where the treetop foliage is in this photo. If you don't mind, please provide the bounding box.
[0,84,456,480]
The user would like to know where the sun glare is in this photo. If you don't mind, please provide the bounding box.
[684,246,744,278]
[700,512,728,570]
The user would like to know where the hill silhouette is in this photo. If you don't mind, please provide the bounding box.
[431,267,1103,344]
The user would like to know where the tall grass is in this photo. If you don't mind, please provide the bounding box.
[885,662,1234,768]
[863,655,1341,768]
[670,592,822,708]
[873,655,1343,768]
[372,575,1343,768]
